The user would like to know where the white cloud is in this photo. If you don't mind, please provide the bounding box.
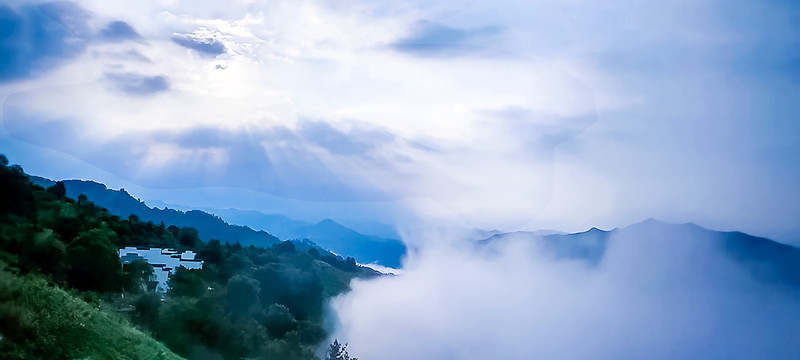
[330,223,800,359]
[2,0,608,231]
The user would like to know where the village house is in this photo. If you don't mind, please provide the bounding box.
[119,247,204,293]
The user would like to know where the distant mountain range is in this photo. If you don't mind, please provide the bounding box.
[30,176,407,268]
[33,175,794,280]
[30,176,281,247]
[210,209,407,268]
[479,219,800,288]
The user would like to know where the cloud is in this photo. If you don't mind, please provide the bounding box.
[1,0,799,242]
[478,106,597,154]
[391,21,502,56]
[296,120,396,157]
[104,73,169,95]
[1,95,400,201]
[171,30,226,56]
[98,20,140,42]
[110,49,152,63]
[0,2,88,82]
[0,3,599,229]
[37,1,93,39]
[330,221,800,359]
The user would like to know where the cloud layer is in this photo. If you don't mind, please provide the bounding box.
[330,221,800,359]
[1,0,799,241]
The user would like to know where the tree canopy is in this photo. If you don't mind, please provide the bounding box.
[0,155,372,360]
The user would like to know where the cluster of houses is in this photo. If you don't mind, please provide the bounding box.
[119,247,204,293]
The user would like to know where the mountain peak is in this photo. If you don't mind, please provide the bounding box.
[630,218,709,233]
[317,218,339,225]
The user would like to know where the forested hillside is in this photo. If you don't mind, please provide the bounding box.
[0,155,374,359]
[29,176,281,247]
[29,176,406,268]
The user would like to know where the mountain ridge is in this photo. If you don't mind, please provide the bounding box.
[30,176,407,268]
[479,219,800,288]
[29,176,280,248]
[209,208,407,268]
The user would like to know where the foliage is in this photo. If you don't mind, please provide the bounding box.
[132,292,162,329]
[168,267,206,298]
[177,227,200,248]
[123,259,154,293]
[325,339,358,360]
[68,228,123,292]
[0,265,183,360]
[0,155,372,359]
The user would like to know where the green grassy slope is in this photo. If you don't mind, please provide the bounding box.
[0,267,184,360]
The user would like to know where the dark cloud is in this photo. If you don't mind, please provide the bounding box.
[391,21,502,57]
[105,73,169,95]
[0,2,88,82]
[98,20,140,42]
[171,33,226,56]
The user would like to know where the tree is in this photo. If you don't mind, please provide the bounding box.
[226,275,260,316]
[0,158,36,218]
[297,320,326,345]
[199,239,224,266]
[21,228,68,281]
[67,228,122,292]
[273,241,296,254]
[221,252,253,281]
[325,339,358,360]
[133,292,161,329]
[46,181,66,199]
[122,259,154,293]
[168,267,205,298]
[344,257,358,272]
[166,225,180,238]
[177,227,200,248]
[263,304,298,338]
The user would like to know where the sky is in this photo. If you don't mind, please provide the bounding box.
[1,0,799,244]
[3,1,800,359]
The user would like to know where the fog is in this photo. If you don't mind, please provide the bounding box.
[330,221,800,359]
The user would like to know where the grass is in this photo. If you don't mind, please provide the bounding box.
[0,268,184,360]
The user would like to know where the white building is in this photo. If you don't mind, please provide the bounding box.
[119,247,204,293]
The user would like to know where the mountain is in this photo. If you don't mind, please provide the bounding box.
[208,210,311,239]
[30,176,279,247]
[30,176,406,267]
[4,161,377,359]
[294,218,406,268]
[479,219,800,288]
[210,208,407,268]
[485,227,610,266]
